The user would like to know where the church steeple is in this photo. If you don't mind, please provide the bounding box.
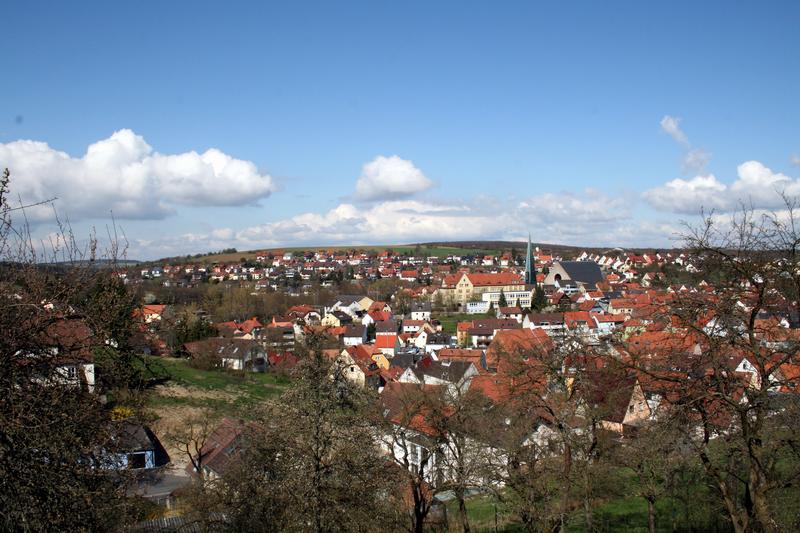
[524,233,534,285]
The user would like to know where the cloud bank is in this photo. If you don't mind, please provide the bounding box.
[131,189,677,259]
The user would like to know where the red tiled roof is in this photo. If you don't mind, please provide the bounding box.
[375,335,398,350]
[466,272,523,287]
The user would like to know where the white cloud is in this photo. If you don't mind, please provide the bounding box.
[791,154,800,166]
[518,190,630,224]
[236,200,494,246]
[127,190,675,259]
[660,115,689,146]
[643,175,728,214]
[0,129,275,221]
[643,160,799,214]
[354,155,433,201]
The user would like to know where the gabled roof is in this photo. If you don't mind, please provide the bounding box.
[487,328,552,370]
[409,359,476,384]
[466,271,524,287]
[188,418,244,477]
[577,368,640,423]
[557,261,605,289]
[375,334,399,350]
[183,338,263,361]
[343,324,366,337]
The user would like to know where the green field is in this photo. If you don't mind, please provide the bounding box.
[441,491,728,533]
[153,244,505,264]
[146,357,291,418]
[438,312,494,334]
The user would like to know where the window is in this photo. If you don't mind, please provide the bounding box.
[66,366,77,380]
[128,452,147,469]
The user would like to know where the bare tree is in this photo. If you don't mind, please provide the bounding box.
[378,383,442,533]
[200,340,403,532]
[0,169,146,530]
[166,408,219,482]
[626,199,800,533]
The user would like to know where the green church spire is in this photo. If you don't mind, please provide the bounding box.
[525,233,534,285]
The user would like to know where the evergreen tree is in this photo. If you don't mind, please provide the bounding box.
[532,285,547,311]
[498,290,508,307]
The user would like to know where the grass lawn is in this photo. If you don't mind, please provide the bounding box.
[440,488,729,533]
[145,356,291,418]
[442,492,521,532]
[438,312,494,335]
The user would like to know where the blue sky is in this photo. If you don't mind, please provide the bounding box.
[2,1,799,259]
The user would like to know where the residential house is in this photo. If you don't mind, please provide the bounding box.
[187,418,244,480]
[342,324,367,346]
[398,359,479,393]
[410,301,432,321]
[496,306,524,323]
[183,338,267,372]
[524,313,566,336]
[578,369,651,433]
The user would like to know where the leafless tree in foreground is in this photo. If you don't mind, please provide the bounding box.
[0,168,147,530]
[627,199,800,533]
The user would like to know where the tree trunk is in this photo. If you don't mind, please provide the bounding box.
[583,469,593,533]
[457,489,471,533]
[559,443,572,532]
[413,509,426,533]
[646,496,656,533]
[584,494,594,533]
[750,468,779,533]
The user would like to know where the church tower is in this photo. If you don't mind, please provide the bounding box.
[524,233,535,285]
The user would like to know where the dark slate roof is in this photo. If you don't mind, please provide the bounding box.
[558,261,604,289]
[375,319,398,333]
[343,324,366,337]
[426,332,453,345]
[115,421,157,452]
[527,312,565,325]
[390,349,428,369]
[338,294,366,306]
[411,301,432,312]
[413,359,475,384]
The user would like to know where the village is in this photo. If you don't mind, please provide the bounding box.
[67,235,793,531]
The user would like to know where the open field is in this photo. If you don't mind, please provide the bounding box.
[146,357,291,470]
[438,312,494,334]
[146,357,290,414]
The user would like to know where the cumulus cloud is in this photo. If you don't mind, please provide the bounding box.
[644,160,799,214]
[354,155,433,201]
[0,129,275,221]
